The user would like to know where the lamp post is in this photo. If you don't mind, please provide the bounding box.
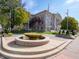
[0,25,4,49]
[26,8,30,32]
[66,9,69,31]
[28,12,30,31]
[1,31,4,49]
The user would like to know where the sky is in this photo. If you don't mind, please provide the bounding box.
[22,0,79,21]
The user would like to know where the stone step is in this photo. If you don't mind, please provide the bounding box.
[0,57,5,59]
[0,40,72,59]
[2,37,66,55]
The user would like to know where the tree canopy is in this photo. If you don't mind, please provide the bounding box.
[14,7,30,25]
[61,16,78,31]
[0,0,30,32]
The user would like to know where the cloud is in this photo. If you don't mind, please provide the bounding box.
[64,0,79,10]
[22,0,37,10]
[66,0,79,4]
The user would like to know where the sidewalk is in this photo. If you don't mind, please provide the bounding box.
[48,36,79,59]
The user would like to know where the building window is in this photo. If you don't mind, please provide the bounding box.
[41,27,43,30]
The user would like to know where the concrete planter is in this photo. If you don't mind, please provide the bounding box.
[56,34,75,39]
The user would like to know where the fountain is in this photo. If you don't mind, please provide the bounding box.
[15,34,49,47]
[0,33,72,59]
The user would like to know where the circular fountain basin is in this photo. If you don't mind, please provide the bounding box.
[15,34,49,47]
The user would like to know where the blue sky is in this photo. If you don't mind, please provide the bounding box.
[22,0,79,21]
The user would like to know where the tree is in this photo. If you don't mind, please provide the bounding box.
[11,7,30,31]
[14,7,29,25]
[61,17,78,34]
[0,0,21,31]
[0,15,9,28]
[0,0,30,32]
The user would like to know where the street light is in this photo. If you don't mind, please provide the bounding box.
[0,25,4,49]
[66,9,69,31]
[26,8,30,32]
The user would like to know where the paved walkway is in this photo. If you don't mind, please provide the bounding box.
[0,35,79,59]
[47,36,79,59]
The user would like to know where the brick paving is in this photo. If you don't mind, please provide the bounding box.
[47,36,79,59]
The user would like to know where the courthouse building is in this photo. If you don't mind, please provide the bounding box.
[25,10,62,32]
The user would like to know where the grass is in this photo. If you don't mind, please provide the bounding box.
[0,29,58,35]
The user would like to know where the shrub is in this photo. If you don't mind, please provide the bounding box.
[8,33,13,36]
[11,29,27,34]
[62,30,65,34]
[4,29,10,33]
[66,31,69,35]
[52,32,58,34]
[72,32,75,35]
[58,30,61,34]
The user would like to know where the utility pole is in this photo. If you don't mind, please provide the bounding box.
[66,9,69,31]
[26,7,29,31]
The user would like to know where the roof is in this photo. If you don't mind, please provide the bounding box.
[34,10,55,16]
[31,10,62,20]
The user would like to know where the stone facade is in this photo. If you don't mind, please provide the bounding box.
[26,10,62,32]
